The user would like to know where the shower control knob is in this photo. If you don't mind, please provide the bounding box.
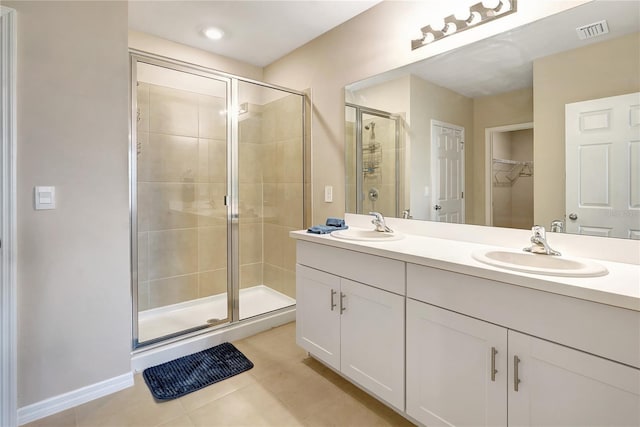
[569,213,578,220]
[434,205,442,210]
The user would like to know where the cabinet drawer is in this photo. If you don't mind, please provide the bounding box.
[407,263,640,369]
[296,241,405,295]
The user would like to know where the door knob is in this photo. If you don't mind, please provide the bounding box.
[434,205,442,210]
[568,213,578,220]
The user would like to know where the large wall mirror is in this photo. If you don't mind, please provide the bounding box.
[344,0,640,239]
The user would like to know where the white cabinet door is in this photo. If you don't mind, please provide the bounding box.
[508,331,640,427]
[340,278,405,411]
[295,265,341,370]
[406,299,508,427]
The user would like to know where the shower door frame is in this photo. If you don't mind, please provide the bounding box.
[346,103,401,217]
[129,51,306,349]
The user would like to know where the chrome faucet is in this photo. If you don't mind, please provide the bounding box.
[550,219,565,233]
[369,211,393,233]
[523,225,561,256]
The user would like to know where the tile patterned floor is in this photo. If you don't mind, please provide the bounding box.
[25,322,415,427]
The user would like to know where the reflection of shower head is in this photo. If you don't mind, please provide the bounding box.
[365,121,376,139]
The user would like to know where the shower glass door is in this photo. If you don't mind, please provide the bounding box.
[131,54,305,348]
[236,81,301,320]
[133,59,231,346]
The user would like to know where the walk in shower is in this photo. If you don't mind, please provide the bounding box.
[345,104,401,217]
[130,52,305,347]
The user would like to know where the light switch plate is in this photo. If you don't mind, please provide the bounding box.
[324,185,333,203]
[35,186,56,210]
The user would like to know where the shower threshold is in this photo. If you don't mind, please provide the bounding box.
[138,285,295,344]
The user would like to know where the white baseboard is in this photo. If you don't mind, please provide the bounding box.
[17,372,134,426]
[131,307,296,372]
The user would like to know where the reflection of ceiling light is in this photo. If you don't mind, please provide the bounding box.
[203,27,224,40]
[412,0,517,50]
[218,103,248,117]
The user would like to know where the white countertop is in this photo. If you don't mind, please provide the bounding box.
[290,229,640,312]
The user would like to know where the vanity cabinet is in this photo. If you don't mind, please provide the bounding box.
[295,242,405,411]
[295,265,341,369]
[508,331,640,427]
[407,298,640,427]
[407,263,640,427]
[292,236,640,426]
[406,299,507,426]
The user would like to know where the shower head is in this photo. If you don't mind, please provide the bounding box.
[364,121,375,131]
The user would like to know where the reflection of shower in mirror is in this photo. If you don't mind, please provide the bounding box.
[345,103,401,218]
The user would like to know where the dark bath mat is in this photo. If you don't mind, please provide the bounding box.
[142,342,253,400]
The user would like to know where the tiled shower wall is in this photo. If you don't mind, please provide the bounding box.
[137,83,302,311]
[260,95,303,299]
[136,82,228,311]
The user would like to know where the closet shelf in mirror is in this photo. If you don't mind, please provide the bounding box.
[493,158,533,186]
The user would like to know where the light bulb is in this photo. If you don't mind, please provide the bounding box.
[454,7,471,21]
[429,17,446,32]
[467,11,481,25]
[481,0,501,10]
[422,32,436,44]
[498,0,511,13]
[443,22,457,35]
[203,27,224,40]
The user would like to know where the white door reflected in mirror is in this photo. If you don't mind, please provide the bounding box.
[565,92,640,239]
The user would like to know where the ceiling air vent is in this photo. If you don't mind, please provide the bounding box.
[576,20,609,40]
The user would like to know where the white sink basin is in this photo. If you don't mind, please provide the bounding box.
[330,229,404,242]
[472,249,608,277]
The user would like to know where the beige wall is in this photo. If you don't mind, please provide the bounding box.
[533,32,640,228]
[473,87,534,224]
[410,76,474,221]
[6,1,131,406]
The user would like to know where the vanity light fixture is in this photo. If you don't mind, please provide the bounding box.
[411,0,517,50]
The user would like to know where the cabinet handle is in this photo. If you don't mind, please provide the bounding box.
[491,347,498,381]
[340,292,346,314]
[330,289,337,311]
[514,355,521,392]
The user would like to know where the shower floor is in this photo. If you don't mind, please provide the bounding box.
[138,285,295,343]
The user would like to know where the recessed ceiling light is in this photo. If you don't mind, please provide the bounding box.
[203,27,224,40]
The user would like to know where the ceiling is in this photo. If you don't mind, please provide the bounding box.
[347,1,640,98]
[128,1,381,67]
